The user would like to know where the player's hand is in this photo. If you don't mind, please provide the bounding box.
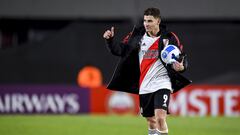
[172,60,184,72]
[103,27,114,40]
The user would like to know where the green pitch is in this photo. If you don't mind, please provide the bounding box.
[0,115,239,135]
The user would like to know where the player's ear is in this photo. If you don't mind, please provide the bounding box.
[157,18,161,25]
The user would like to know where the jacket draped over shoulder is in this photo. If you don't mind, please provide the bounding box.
[105,25,191,94]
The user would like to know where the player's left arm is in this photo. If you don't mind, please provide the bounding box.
[168,32,188,72]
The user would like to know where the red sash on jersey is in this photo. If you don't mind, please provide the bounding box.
[139,38,160,86]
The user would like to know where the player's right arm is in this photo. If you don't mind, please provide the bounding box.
[103,27,128,57]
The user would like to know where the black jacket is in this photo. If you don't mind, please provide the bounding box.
[105,25,191,94]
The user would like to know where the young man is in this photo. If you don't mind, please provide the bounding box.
[103,7,191,135]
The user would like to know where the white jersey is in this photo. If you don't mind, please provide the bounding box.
[138,33,172,94]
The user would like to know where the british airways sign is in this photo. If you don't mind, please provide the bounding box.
[0,85,90,114]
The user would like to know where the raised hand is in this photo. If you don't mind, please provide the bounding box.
[103,27,114,39]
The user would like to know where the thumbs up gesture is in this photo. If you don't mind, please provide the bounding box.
[103,27,115,40]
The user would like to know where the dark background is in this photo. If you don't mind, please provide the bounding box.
[0,0,240,85]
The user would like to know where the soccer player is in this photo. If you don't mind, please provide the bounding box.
[103,7,191,135]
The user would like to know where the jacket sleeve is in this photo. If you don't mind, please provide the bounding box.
[105,32,132,57]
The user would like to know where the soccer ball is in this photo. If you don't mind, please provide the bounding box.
[161,44,181,64]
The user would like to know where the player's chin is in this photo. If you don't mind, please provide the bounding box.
[145,27,150,32]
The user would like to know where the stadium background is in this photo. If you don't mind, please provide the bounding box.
[0,0,240,135]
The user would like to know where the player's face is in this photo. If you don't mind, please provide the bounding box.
[143,15,160,33]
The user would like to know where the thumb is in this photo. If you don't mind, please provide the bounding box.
[111,27,114,37]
